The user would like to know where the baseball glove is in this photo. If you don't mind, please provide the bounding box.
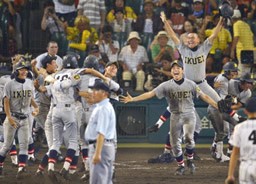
[148,124,159,133]
[217,96,233,113]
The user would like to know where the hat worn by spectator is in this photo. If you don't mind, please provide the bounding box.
[42,55,57,69]
[170,60,183,69]
[232,9,241,19]
[193,0,203,3]
[89,44,100,53]
[127,31,141,42]
[105,60,119,69]
[245,97,256,113]
[156,31,169,39]
[89,79,110,92]
[144,0,154,5]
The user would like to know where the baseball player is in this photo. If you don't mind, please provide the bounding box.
[120,60,220,175]
[161,12,233,161]
[0,60,39,178]
[225,97,256,184]
[84,79,116,184]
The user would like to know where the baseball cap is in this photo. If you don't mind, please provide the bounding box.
[89,79,110,92]
[156,31,169,39]
[41,55,57,69]
[170,60,183,69]
[144,0,154,5]
[105,61,119,69]
[245,97,256,113]
[193,0,203,3]
[240,72,254,83]
[232,9,241,19]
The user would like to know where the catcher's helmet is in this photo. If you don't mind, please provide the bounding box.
[83,55,99,71]
[223,62,238,73]
[240,72,254,83]
[219,0,234,19]
[62,54,79,69]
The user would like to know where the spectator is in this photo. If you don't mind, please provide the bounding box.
[166,0,189,36]
[230,9,254,75]
[77,0,106,32]
[106,0,137,24]
[118,31,149,91]
[150,31,175,63]
[35,41,63,71]
[247,0,256,20]
[132,0,163,36]
[188,0,205,31]
[52,0,77,26]
[98,25,120,63]
[111,8,132,33]
[66,15,98,66]
[41,1,67,56]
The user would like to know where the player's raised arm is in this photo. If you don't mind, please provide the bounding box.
[120,91,156,103]
[160,11,180,45]
[208,16,224,43]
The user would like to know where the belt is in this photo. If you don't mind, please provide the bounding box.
[11,112,28,120]
[195,79,205,84]
[53,104,71,107]
[88,139,114,144]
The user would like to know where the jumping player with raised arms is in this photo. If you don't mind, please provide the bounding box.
[160,12,231,161]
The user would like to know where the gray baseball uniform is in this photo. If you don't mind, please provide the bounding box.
[0,78,34,167]
[154,78,201,157]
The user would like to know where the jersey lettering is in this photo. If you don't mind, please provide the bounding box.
[55,74,70,82]
[12,90,32,98]
[248,130,256,144]
[170,91,192,99]
[184,55,204,65]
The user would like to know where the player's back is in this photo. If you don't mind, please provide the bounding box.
[234,120,256,161]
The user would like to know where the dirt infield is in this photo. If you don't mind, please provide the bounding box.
[0,147,236,184]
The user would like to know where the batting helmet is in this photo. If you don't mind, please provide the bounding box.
[83,55,99,71]
[223,62,238,73]
[15,59,30,71]
[219,0,234,19]
[62,54,79,69]
[240,72,254,83]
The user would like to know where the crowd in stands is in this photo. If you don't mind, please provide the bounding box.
[0,0,256,92]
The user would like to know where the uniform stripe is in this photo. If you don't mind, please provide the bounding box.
[48,158,56,164]
[65,157,72,163]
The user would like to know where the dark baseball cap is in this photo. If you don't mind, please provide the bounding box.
[240,72,254,83]
[105,61,119,69]
[245,97,256,113]
[89,79,110,92]
[170,60,183,69]
[15,60,30,71]
[41,55,57,68]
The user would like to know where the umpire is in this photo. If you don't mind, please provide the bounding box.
[84,79,116,184]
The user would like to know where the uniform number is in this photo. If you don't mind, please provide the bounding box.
[56,74,69,82]
[248,130,256,144]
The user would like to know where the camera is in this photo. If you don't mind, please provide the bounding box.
[144,63,165,88]
[48,7,55,14]
[241,50,256,65]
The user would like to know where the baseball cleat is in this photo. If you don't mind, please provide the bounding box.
[80,171,90,181]
[48,169,58,183]
[35,170,44,177]
[60,168,70,180]
[174,166,185,175]
[16,167,28,179]
[148,152,175,164]
[220,154,230,162]
[187,160,196,174]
